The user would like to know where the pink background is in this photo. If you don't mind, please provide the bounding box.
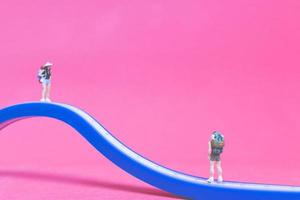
[0,0,299,199]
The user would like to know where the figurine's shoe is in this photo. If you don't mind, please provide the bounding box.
[40,98,46,102]
[46,98,52,102]
[207,177,214,183]
[217,176,223,183]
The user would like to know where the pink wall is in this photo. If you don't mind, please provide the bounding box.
[0,0,300,186]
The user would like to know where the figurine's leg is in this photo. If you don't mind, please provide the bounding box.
[207,161,215,183]
[46,84,51,99]
[217,161,223,182]
[41,83,47,101]
[210,161,215,177]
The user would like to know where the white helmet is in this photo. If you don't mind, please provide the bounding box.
[43,62,53,67]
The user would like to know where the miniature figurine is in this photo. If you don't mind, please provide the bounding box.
[207,131,225,183]
[38,62,53,102]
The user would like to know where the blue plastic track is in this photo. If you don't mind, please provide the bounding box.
[0,102,299,200]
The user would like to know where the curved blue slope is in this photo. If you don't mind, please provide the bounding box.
[0,102,299,200]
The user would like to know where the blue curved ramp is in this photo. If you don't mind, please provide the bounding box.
[0,102,299,200]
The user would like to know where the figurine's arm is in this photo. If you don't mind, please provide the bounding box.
[38,69,44,77]
[208,141,212,158]
[37,69,44,82]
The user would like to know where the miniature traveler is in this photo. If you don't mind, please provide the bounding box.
[38,62,53,102]
[207,131,225,183]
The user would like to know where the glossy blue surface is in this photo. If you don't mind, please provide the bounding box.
[1,102,299,200]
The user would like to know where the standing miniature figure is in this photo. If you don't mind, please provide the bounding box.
[38,62,53,102]
[207,131,225,183]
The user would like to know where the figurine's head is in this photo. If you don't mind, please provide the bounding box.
[42,62,53,69]
[211,131,223,141]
